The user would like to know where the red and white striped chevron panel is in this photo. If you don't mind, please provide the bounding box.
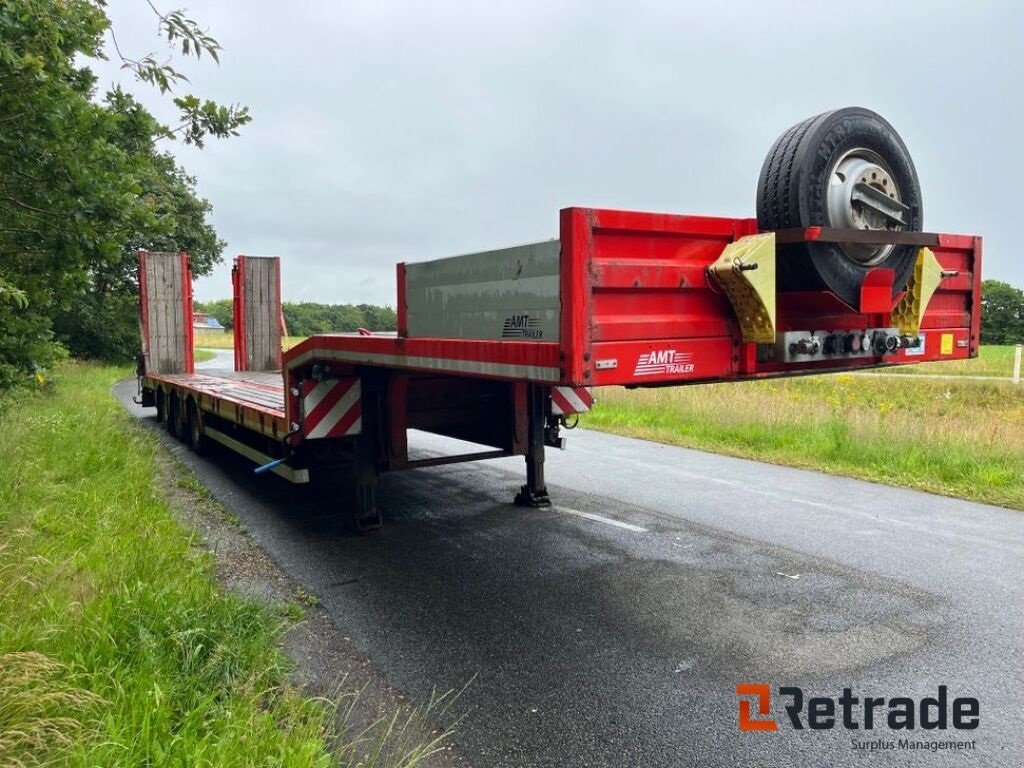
[550,386,593,415]
[301,378,361,439]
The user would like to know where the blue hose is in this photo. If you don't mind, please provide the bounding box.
[254,457,287,475]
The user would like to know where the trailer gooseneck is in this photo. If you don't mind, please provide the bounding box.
[137,108,982,531]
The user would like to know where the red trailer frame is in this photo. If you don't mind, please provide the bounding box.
[140,206,981,531]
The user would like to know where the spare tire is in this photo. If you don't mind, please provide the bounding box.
[756,107,923,308]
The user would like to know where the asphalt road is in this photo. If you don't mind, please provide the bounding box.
[115,377,1023,767]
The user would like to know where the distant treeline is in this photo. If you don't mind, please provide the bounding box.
[195,299,397,336]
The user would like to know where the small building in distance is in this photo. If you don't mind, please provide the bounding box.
[193,311,227,334]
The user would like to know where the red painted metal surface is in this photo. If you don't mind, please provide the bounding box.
[387,374,409,464]
[138,249,150,367]
[274,254,284,369]
[181,251,194,375]
[232,255,247,371]
[396,262,408,337]
[561,208,979,386]
[281,207,980,391]
[283,334,562,381]
[561,208,758,387]
[859,269,896,314]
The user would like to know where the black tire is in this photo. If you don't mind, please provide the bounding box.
[155,388,166,423]
[168,393,188,442]
[756,107,923,307]
[165,393,178,437]
[187,399,210,456]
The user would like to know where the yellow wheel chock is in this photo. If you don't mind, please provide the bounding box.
[707,233,776,344]
[892,247,944,336]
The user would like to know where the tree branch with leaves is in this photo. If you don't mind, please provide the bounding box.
[0,0,250,386]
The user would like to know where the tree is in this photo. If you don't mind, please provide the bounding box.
[195,299,397,338]
[0,0,248,388]
[281,302,397,336]
[53,94,226,361]
[981,279,1024,345]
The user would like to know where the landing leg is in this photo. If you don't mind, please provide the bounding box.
[514,383,551,508]
[349,382,382,532]
[349,451,381,533]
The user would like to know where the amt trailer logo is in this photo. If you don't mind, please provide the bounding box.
[501,314,543,339]
[633,348,695,376]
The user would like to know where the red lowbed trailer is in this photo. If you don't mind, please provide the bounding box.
[136,109,982,531]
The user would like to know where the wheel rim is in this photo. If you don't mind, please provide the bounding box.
[826,148,909,266]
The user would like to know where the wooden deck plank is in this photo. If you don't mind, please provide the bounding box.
[152,370,286,416]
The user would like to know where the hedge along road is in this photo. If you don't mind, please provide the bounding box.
[115,379,1023,768]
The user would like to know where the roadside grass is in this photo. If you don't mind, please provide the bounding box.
[583,372,1024,510]
[0,363,454,766]
[194,348,216,363]
[876,344,1019,378]
[0,363,335,765]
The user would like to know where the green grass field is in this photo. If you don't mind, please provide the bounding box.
[583,347,1024,510]
[0,364,337,765]
[875,344,1019,378]
[0,365,454,766]
[193,330,234,349]
[194,331,305,350]
[194,348,216,363]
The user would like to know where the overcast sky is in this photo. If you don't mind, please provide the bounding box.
[95,1,1022,306]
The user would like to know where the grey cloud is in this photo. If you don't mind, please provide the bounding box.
[96,0,1022,306]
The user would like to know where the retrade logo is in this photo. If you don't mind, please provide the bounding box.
[633,348,695,376]
[502,314,543,339]
[736,684,778,731]
[735,684,979,732]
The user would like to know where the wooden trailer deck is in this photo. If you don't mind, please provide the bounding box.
[146,369,290,448]
[154,370,285,415]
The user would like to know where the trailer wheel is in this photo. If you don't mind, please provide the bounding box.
[187,399,210,456]
[155,388,166,423]
[165,392,178,437]
[168,393,188,442]
[756,107,923,307]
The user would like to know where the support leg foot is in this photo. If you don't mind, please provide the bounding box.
[514,485,551,508]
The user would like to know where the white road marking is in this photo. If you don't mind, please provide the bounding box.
[554,506,647,533]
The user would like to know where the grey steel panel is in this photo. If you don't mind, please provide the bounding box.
[405,240,561,342]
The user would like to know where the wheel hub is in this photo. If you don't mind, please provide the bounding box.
[827,149,909,265]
